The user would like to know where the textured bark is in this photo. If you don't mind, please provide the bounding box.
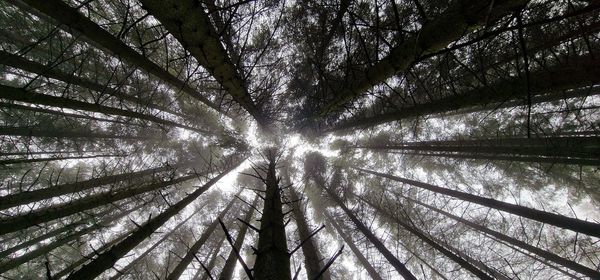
[319,0,529,116]
[109,207,205,280]
[0,172,205,235]
[166,196,238,280]
[401,195,600,279]
[324,188,416,280]
[138,0,268,127]
[0,50,185,118]
[359,196,495,280]
[330,53,600,131]
[289,187,330,280]
[356,136,600,166]
[253,152,292,280]
[219,197,258,280]
[15,0,226,115]
[0,154,121,165]
[0,162,187,211]
[323,211,383,280]
[0,84,209,134]
[355,167,600,238]
[0,203,142,273]
[64,160,243,280]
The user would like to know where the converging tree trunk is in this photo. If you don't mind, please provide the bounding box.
[219,196,258,280]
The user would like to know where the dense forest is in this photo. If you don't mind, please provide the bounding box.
[0,0,599,279]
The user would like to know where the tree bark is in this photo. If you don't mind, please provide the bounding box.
[138,0,268,128]
[166,195,238,280]
[323,211,383,280]
[355,167,600,238]
[198,235,226,280]
[0,126,153,140]
[253,150,292,280]
[0,161,187,210]
[0,154,122,165]
[289,187,330,280]
[14,0,227,116]
[218,197,258,280]
[64,160,243,280]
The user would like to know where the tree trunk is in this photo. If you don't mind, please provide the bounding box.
[385,151,600,166]
[253,150,292,280]
[289,187,331,280]
[323,211,383,280]
[218,197,258,280]
[0,161,187,210]
[323,188,417,280]
[14,0,227,116]
[0,154,122,165]
[166,195,238,280]
[318,0,529,116]
[138,0,268,128]
[330,53,600,132]
[400,194,600,278]
[355,167,600,238]
[64,160,243,280]
[0,202,143,273]
[0,126,153,140]
[198,235,226,280]
[359,195,495,280]
[0,172,205,235]
[0,84,209,134]
[0,50,185,118]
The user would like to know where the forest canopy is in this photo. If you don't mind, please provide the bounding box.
[0,0,599,279]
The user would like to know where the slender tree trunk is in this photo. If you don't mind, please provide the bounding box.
[253,151,292,280]
[64,160,243,280]
[0,126,153,140]
[318,0,529,116]
[0,84,209,134]
[219,197,258,280]
[358,195,495,280]
[0,161,187,210]
[138,0,268,127]
[289,187,330,280]
[109,207,205,280]
[0,50,185,118]
[198,235,226,280]
[0,203,143,273]
[323,211,383,280]
[0,154,122,165]
[385,151,600,166]
[330,52,600,132]
[13,0,226,116]
[0,172,206,235]
[166,195,239,280]
[355,167,600,238]
[400,194,600,278]
[323,188,417,280]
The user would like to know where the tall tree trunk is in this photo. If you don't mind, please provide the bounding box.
[323,187,417,280]
[400,194,600,278]
[138,0,268,128]
[0,50,185,118]
[329,52,600,132]
[289,187,330,280]
[0,84,209,134]
[219,197,258,280]
[166,195,239,280]
[0,161,188,210]
[0,171,206,235]
[355,167,600,238]
[109,207,206,280]
[0,202,143,273]
[64,160,243,280]
[318,0,529,116]
[0,154,122,165]
[253,150,292,280]
[0,126,153,140]
[358,195,495,280]
[198,235,226,280]
[323,211,383,280]
[13,0,227,116]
